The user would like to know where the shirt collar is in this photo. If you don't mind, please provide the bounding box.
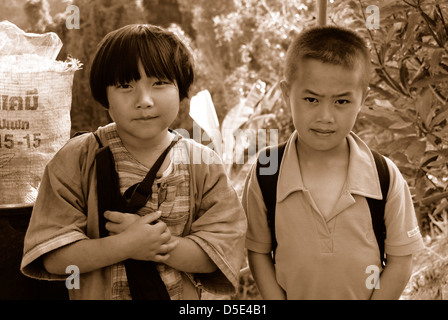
[277,131,305,202]
[345,132,383,200]
[277,131,383,202]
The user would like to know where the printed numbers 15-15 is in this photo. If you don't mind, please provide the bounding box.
[0,134,41,149]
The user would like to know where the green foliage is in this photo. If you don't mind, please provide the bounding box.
[333,0,448,238]
[213,0,316,99]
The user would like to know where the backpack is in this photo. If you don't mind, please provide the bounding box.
[255,142,389,267]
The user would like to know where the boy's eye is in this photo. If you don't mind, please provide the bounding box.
[304,97,318,104]
[154,79,174,86]
[335,99,350,105]
[117,83,132,89]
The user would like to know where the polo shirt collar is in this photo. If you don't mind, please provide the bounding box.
[277,131,305,202]
[277,131,383,202]
[345,132,383,200]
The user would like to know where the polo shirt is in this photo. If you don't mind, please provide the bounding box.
[243,131,424,299]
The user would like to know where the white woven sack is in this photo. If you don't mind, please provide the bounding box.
[0,57,80,206]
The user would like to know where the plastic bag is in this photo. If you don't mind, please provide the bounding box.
[0,20,62,60]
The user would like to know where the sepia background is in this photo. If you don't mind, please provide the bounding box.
[1,0,447,299]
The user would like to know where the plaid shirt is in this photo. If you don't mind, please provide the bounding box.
[106,124,190,300]
[21,123,247,299]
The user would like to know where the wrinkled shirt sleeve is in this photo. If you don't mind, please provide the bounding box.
[20,135,96,280]
[185,142,247,296]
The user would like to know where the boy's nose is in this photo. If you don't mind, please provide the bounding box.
[136,87,154,109]
[317,103,334,123]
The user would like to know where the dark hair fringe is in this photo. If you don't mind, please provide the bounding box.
[90,24,194,108]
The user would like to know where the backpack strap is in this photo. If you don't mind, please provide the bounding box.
[366,150,390,267]
[255,142,287,261]
[256,143,390,268]
[72,130,103,148]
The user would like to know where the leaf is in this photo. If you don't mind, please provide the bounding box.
[420,10,436,28]
[375,67,404,94]
[377,2,408,18]
[391,151,411,164]
[428,108,448,130]
[430,48,445,74]
[415,88,433,122]
[411,74,448,88]
[402,12,421,53]
[406,140,427,163]
[410,67,430,87]
[385,24,398,45]
[399,60,410,91]
[368,83,397,101]
[389,120,414,130]
[361,114,393,128]
[426,133,442,147]
[424,108,437,131]
[377,136,416,155]
[414,173,429,202]
[424,157,448,169]
[419,152,439,168]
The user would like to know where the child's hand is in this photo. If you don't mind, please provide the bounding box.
[104,210,141,235]
[111,210,179,262]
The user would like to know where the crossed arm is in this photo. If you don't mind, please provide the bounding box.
[43,210,217,275]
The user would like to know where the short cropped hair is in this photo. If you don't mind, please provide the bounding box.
[284,25,371,89]
[90,24,195,108]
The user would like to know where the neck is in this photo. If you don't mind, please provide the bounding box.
[119,129,173,157]
[296,137,349,167]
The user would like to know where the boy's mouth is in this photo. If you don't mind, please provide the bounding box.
[135,115,158,121]
[310,128,336,135]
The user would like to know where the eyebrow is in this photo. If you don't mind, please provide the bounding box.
[304,89,353,98]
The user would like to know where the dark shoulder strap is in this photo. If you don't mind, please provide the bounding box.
[94,133,175,300]
[367,150,390,267]
[72,130,104,148]
[92,131,103,148]
[255,141,287,258]
[123,137,180,212]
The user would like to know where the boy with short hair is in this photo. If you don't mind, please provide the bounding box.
[243,25,424,300]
